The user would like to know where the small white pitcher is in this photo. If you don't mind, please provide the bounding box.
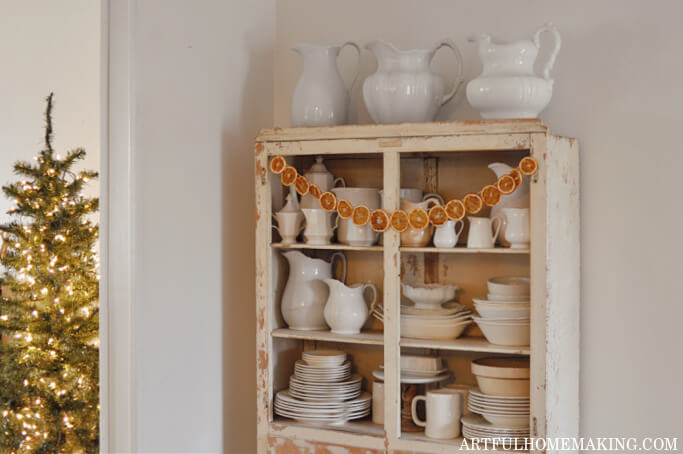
[323,279,377,334]
[433,219,465,248]
[301,208,338,245]
[400,197,442,247]
[467,216,502,249]
[502,207,530,248]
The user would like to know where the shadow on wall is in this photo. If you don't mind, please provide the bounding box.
[221,34,273,454]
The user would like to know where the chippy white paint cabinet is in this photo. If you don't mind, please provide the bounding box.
[254,120,579,453]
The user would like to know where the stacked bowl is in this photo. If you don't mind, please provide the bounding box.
[275,350,371,425]
[473,277,530,346]
[463,357,530,442]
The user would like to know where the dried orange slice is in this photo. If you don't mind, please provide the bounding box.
[445,199,465,221]
[509,168,523,190]
[352,205,370,226]
[519,156,538,176]
[319,191,337,211]
[337,199,353,219]
[370,209,390,232]
[294,175,309,195]
[497,174,516,195]
[281,166,298,186]
[481,184,502,207]
[390,210,409,232]
[270,156,286,174]
[408,208,429,230]
[308,184,322,200]
[463,192,484,214]
[428,205,448,227]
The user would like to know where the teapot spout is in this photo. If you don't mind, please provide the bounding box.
[488,162,514,178]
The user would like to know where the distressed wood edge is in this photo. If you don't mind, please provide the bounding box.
[256,119,548,143]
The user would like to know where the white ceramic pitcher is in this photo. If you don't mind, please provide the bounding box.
[363,40,464,123]
[489,162,530,245]
[467,23,561,119]
[291,42,361,127]
[281,251,347,330]
[400,197,442,247]
[467,216,503,249]
[323,279,377,334]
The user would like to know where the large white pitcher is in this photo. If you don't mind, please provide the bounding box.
[291,42,361,127]
[281,251,347,330]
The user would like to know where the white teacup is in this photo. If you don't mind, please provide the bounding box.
[332,187,381,246]
[467,216,503,249]
[412,389,462,439]
[502,208,530,249]
[433,219,465,248]
[272,212,304,245]
[301,208,338,245]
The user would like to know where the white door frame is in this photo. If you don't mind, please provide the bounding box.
[100,0,136,451]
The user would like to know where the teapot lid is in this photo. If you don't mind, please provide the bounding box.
[305,156,332,177]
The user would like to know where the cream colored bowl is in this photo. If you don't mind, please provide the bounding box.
[474,317,530,346]
[471,357,530,397]
[474,304,530,320]
[487,276,530,297]
[401,283,459,309]
[401,317,471,340]
[480,412,529,429]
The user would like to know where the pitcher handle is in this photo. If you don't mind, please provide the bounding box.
[340,41,362,92]
[333,176,347,188]
[362,282,378,307]
[533,23,561,81]
[491,215,503,244]
[411,396,427,427]
[423,196,442,209]
[330,251,347,284]
[455,219,465,237]
[423,192,445,205]
[432,39,464,106]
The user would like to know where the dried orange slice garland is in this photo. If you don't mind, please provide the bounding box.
[268,156,538,231]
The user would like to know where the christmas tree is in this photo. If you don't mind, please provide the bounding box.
[0,94,99,453]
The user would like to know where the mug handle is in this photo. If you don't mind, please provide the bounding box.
[330,251,347,284]
[432,39,465,106]
[333,177,346,188]
[340,42,362,92]
[491,215,503,244]
[411,396,427,428]
[423,192,445,205]
[362,282,378,307]
[533,23,561,81]
[455,219,465,237]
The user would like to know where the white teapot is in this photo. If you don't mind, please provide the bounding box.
[300,157,346,209]
[466,23,561,119]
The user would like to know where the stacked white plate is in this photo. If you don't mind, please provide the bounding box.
[372,355,451,384]
[467,388,530,429]
[275,349,371,425]
[473,276,530,346]
[372,301,473,340]
[461,414,529,446]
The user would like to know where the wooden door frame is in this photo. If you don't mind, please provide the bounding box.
[100,0,136,451]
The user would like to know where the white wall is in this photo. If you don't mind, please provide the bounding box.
[0,0,100,225]
[130,1,274,452]
[275,0,683,443]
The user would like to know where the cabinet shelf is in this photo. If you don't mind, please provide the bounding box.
[271,242,383,252]
[270,418,385,450]
[401,246,529,254]
[401,337,530,355]
[272,328,384,346]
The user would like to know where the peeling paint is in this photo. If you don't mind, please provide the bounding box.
[268,436,384,454]
[255,142,265,155]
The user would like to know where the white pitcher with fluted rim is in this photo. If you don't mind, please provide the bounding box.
[467,23,561,119]
[323,279,377,335]
[291,42,361,127]
[281,251,347,330]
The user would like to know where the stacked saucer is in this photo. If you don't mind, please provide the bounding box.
[467,388,530,429]
[461,414,529,446]
[275,349,371,425]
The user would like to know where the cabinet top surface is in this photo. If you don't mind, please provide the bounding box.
[256,119,548,143]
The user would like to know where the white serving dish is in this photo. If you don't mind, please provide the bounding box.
[479,412,529,429]
[486,293,530,302]
[474,304,530,320]
[401,283,459,309]
[474,317,530,346]
[401,317,471,340]
[487,276,530,297]
[471,357,530,397]
[473,298,530,308]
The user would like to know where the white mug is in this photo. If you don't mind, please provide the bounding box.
[372,381,384,424]
[301,208,338,245]
[412,389,462,439]
[272,212,305,245]
[467,216,502,249]
[433,219,465,248]
[444,384,472,416]
[502,207,530,249]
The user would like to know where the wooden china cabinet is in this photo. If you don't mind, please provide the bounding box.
[254,120,579,453]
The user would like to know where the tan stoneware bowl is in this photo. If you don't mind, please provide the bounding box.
[471,357,530,397]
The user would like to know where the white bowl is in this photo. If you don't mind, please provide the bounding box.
[471,357,530,397]
[486,293,529,302]
[487,276,530,297]
[475,304,530,320]
[402,317,471,340]
[401,283,459,309]
[473,298,530,308]
[480,412,529,429]
[474,318,530,346]
[400,355,443,371]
